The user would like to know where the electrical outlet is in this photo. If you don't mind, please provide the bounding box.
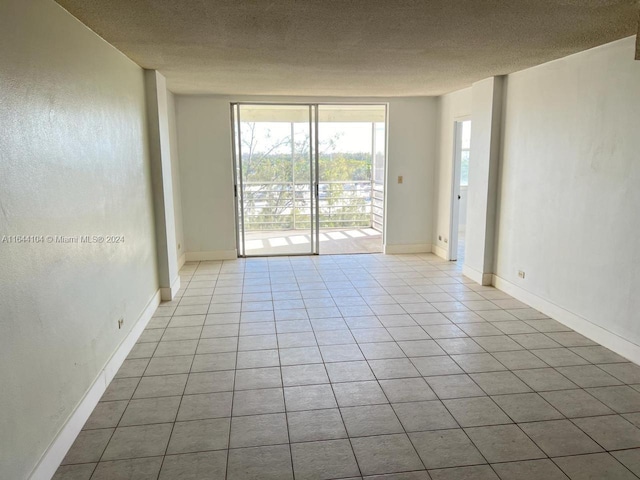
[118,318,124,329]
[518,270,525,279]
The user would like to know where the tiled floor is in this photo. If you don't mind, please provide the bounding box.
[55,253,640,480]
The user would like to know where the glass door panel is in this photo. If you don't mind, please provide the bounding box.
[316,105,386,254]
[234,104,316,256]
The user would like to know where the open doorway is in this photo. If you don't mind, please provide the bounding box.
[231,103,386,257]
[449,119,471,261]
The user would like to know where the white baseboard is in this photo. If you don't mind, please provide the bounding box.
[493,274,640,365]
[185,249,237,261]
[462,264,492,285]
[160,275,181,301]
[384,243,432,254]
[29,289,161,480]
[177,253,186,270]
[432,244,448,260]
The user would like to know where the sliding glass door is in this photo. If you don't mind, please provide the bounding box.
[317,105,386,254]
[232,104,319,256]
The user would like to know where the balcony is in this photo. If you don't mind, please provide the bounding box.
[242,180,383,255]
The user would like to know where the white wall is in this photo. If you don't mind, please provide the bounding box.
[465,77,503,284]
[433,88,472,257]
[167,90,185,265]
[145,71,180,298]
[458,185,468,231]
[495,37,640,351]
[0,0,158,478]
[175,95,438,258]
[385,97,437,251]
[176,96,238,258]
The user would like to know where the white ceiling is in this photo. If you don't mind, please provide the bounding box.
[55,0,638,96]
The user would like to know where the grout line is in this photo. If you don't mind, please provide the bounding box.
[155,261,200,480]
[57,254,640,479]
[223,258,244,480]
[328,265,428,474]
[261,257,298,479]
[288,261,363,475]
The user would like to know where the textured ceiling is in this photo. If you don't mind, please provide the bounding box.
[55,0,638,96]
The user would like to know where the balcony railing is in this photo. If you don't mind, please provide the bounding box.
[242,180,381,231]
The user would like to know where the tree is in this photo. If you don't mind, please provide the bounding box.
[238,122,373,230]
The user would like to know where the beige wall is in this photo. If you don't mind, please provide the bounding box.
[0,0,158,478]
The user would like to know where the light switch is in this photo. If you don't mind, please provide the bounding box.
[397,176,403,184]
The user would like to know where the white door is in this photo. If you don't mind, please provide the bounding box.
[449,120,471,261]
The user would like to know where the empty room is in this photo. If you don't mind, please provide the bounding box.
[2,1,640,479]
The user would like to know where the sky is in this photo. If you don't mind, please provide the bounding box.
[242,121,383,154]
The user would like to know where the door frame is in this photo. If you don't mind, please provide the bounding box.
[449,116,471,261]
[230,101,388,258]
[231,102,319,257]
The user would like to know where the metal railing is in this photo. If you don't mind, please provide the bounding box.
[242,180,379,231]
